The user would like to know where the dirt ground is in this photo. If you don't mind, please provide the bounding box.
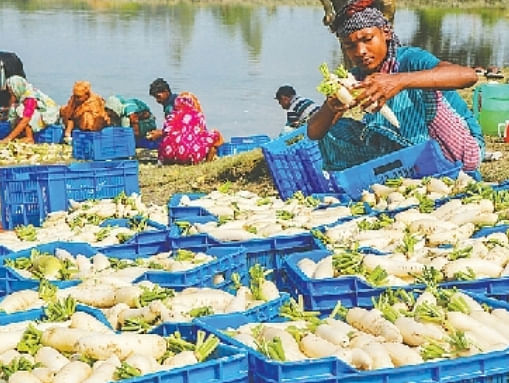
[139,69,509,206]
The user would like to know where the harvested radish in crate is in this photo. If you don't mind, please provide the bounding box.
[175,190,367,240]
[0,192,167,251]
[0,264,281,333]
[359,171,478,212]
[3,247,216,284]
[0,304,237,383]
[298,227,509,287]
[215,288,509,368]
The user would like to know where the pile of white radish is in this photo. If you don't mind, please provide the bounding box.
[360,171,477,211]
[0,192,167,251]
[0,142,72,166]
[303,197,509,285]
[0,308,221,383]
[226,288,509,370]
[176,190,366,241]
[0,265,281,333]
[3,247,216,284]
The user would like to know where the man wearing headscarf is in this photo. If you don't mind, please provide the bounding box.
[308,0,484,173]
[60,81,110,141]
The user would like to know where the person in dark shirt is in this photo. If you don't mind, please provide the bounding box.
[275,85,320,134]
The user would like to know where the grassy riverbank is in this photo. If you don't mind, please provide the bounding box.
[139,68,509,205]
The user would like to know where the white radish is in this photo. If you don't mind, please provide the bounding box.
[0,290,40,313]
[428,223,476,246]
[260,280,280,301]
[64,287,116,308]
[0,350,20,365]
[233,333,258,349]
[312,256,333,279]
[163,350,198,369]
[348,348,373,370]
[492,309,509,322]
[394,317,444,346]
[297,258,318,278]
[31,368,53,383]
[447,311,509,345]
[315,324,349,347]
[360,342,393,369]
[35,347,69,373]
[426,178,451,195]
[53,361,91,383]
[125,353,158,374]
[0,331,25,354]
[383,343,423,366]
[8,371,42,383]
[114,286,142,308]
[471,310,509,339]
[443,258,502,279]
[70,312,113,333]
[83,356,121,383]
[300,333,339,358]
[346,308,402,342]
[261,326,307,361]
[91,254,110,272]
[77,333,167,360]
[363,255,424,277]
[41,327,92,353]
[224,286,249,313]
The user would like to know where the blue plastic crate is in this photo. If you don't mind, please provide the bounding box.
[285,243,509,311]
[132,246,248,291]
[146,322,249,383]
[0,121,10,139]
[34,124,64,143]
[262,126,324,200]
[168,193,216,225]
[0,246,11,256]
[72,126,136,160]
[296,140,335,194]
[217,135,271,157]
[0,162,139,228]
[0,165,66,229]
[168,232,323,292]
[37,160,139,213]
[328,139,463,200]
[135,136,161,150]
[195,290,509,383]
[0,266,39,298]
[0,241,97,288]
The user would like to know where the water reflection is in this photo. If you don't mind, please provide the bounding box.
[1,0,508,138]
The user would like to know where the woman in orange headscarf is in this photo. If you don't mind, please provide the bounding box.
[60,81,110,141]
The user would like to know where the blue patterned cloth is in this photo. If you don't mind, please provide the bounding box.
[319,46,485,171]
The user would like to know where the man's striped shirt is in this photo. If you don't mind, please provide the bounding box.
[286,96,320,127]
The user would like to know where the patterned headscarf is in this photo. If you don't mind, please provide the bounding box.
[105,95,124,117]
[6,75,32,100]
[336,0,400,74]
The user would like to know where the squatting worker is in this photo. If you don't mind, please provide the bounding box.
[308,0,484,173]
[61,81,110,142]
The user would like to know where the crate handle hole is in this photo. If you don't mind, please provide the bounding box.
[373,159,403,176]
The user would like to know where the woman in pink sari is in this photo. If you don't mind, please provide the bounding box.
[149,93,223,164]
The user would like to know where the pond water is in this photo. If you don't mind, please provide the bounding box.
[1,1,508,138]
